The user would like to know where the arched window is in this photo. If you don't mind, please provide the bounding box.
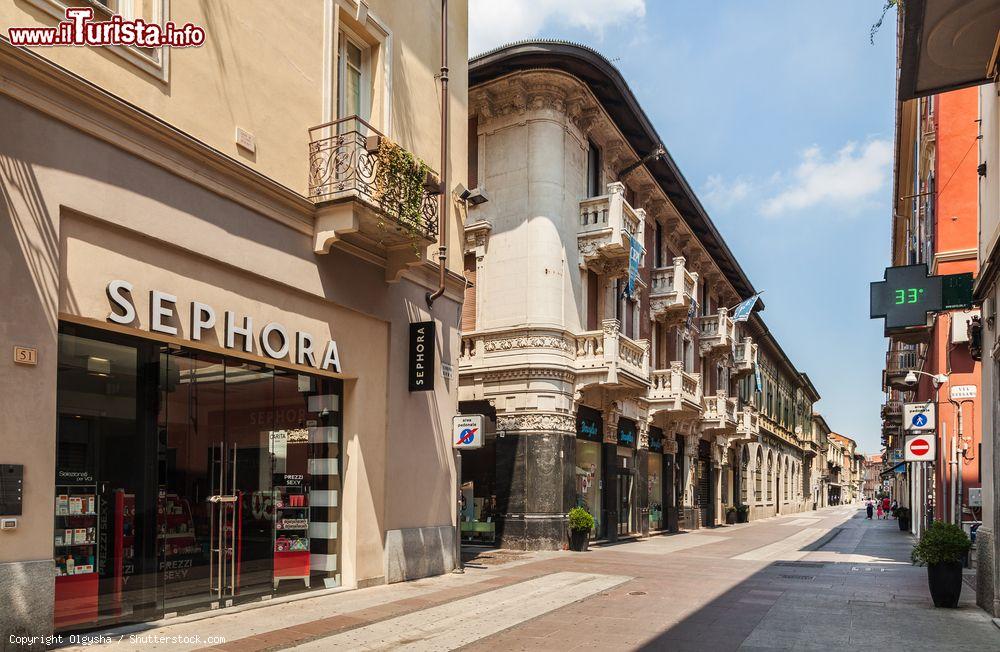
[755,448,764,503]
[766,452,774,504]
[740,446,750,505]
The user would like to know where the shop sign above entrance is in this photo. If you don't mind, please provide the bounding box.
[106,280,342,372]
[904,433,936,462]
[452,415,484,449]
[902,401,935,432]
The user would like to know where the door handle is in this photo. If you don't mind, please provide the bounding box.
[209,495,238,503]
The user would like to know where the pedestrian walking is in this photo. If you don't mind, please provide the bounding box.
[891,499,898,518]
[876,503,884,519]
[866,500,874,519]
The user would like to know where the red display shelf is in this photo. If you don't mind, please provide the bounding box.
[274,550,310,578]
[54,572,98,630]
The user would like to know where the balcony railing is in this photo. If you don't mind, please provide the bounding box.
[702,392,738,432]
[881,399,903,422]
[884,348,923,390]
[578,182,645,268]
[733,337,757,377]
[648,362,703,414]
[698,308,736,355]
[735,404,760,439]
[308,116,439,244]
[649,257,698,323]
[576,319,649,387]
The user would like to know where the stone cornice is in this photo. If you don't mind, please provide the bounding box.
[497,412,576,434]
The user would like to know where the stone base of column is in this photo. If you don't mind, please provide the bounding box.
[498,514,567,550]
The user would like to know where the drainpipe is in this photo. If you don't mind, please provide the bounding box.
[426,0,449,307]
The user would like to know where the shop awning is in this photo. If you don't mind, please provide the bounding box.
[898,0,1000,100]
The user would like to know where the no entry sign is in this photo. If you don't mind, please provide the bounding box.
[904,433,936,462]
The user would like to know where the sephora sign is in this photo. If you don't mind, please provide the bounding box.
[106,280,342,373]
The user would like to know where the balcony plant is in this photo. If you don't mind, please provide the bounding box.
[567,506,595,552]
[911,521,971,608]
[735,504,749,523]
[372,138,435,249]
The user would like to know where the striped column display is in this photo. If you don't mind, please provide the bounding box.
[307,392,341,587]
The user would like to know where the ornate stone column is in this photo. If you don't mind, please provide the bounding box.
[494,411,576,550]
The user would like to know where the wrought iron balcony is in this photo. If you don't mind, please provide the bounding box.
[698,308,736,355]
[308,116,439,255]
[881,399,903,423]
[732,337,757,377]
[578,182,645,271]
[648,362,703,415]
[884,348,923,391]
[649,257,698,324]
[701,392,738,433]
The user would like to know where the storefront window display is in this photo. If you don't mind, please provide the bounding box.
[458,422,498,545]
[647,427,664,531]
[54,324,341,632]
[574,407,603,537]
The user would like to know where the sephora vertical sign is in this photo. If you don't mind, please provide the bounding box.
[408,321,435,392]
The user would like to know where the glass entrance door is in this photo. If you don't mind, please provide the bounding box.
[616,465,633,536]
[159,352,274,612]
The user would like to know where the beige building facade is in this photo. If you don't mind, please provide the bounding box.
[0,0,468,642]
[455,42,824,550]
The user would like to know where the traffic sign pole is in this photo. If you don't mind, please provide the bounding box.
[454,449,464,574]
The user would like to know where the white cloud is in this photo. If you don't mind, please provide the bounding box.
[469,0,646,55]
[702,174,752,212]
[759,139,892,217]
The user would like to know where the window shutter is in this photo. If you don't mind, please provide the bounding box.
[461,254,477,331]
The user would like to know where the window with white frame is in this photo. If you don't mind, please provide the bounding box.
[337,28,371,123]
[27,0,170,80]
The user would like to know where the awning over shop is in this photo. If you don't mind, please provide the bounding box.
[898,0,1000,100]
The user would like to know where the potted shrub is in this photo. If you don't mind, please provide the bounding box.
[567,507,595,552]
[911,521,971,608]
[725,506,737,525]
[896,506,911,531]
[735,504,749,523]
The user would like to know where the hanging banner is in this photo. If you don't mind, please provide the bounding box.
[731,292,761,322]
[625,235,642,298]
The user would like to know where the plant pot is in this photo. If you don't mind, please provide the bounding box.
[737,511,748,523]
[569,529,590,552]
[899,517,910,531]
[725,511,736,525]
[927,561,963,608]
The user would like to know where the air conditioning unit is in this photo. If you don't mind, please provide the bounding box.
[951,310,980,344]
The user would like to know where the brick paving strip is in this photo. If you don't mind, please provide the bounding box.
[194,572,546,652]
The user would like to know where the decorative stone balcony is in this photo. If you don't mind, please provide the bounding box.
[734,404,760,440]
[578,182,645,271]
[647,362,703,416]
[701,392,738,433]
[732,337,757,377]
[698,308,736,356]
[884,348,923,391]
[575,319,650,389]
[649,257,698,324]
[308,116,440,262]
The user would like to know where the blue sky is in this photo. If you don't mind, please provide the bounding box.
[470,1,895,453]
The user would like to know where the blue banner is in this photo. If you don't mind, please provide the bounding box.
[754,364,762,394]
[732,292,761,322]
[625,235,642,298]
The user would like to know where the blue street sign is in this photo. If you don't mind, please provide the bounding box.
[911,413,928,428]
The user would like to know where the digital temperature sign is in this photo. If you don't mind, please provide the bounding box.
[870,265,972,334]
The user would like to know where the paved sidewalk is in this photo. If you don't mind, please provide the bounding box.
[54,506,1000,651]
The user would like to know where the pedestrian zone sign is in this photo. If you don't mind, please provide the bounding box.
[903,402,935,432]
[453,414,484,449]
[904,433,936,462]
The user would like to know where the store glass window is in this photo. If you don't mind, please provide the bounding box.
[647,453,663,531]
[574,440,602,536]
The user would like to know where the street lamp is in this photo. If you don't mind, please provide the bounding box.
[903,370,948,387]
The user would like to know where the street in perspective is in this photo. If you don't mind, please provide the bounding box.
[2,1,1000,651]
